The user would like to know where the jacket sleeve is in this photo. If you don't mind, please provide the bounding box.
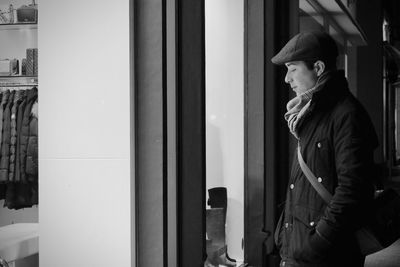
[316,108,378,244]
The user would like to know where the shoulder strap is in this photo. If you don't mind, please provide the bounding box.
[297,144,333,204]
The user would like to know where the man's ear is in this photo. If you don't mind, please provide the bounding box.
[314,60,325,77]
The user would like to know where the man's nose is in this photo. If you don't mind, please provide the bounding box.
[284,71,291,84]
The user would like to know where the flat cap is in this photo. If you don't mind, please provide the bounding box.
[271,31,338,65]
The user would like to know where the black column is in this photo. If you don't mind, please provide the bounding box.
[176,0,206,266]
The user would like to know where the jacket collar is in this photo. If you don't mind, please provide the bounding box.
[311,70,349,110]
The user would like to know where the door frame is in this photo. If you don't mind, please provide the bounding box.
[133,0,297,266]
[244,0,297,265]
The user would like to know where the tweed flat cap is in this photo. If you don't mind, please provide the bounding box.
[271,31,338,65]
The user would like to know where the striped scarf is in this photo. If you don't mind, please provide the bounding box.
[284,71,332,139]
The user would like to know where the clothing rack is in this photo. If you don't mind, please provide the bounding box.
[0,87,38,210]
[0,84,37,87]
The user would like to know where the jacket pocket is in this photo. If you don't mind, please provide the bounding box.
[289,205,324,256]
[293,204,322,229]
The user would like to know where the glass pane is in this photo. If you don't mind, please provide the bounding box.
[205,0,244,266]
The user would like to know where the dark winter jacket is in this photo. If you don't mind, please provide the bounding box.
[0,91,15,183]
[18,88,37,183]
[275,70,378,267]
[9,90,26,182]
[26,99,38,183]
[14,91,27,182]
[0,90,8,154]
[3,88,38,209]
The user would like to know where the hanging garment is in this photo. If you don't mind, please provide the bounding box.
[30,178,38,206]
[26,99,38,183]
[9,90,26,182]
[0,91,15,183]
[0,87,39,209]
[26,97,38,205]
[4,180,37,209]
[0,184,5,200]
[19,88,37,183]
[1,87,38,209]
[0,91,10,155]
[14,92,27,182]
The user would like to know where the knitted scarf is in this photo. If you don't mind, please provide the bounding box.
[284,71,332,139]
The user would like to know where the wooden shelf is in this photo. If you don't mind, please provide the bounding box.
[0,23,37,31]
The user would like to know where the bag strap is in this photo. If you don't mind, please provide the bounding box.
[297,144,332,203]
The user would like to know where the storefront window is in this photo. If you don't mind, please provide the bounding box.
[205,0,244,266]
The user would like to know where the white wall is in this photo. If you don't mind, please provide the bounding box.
[205,0,244,261]
[39,1,132,266]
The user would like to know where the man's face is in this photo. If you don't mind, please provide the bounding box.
[284,61,318,96]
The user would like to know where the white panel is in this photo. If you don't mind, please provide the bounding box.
[39,0,133,266]
[39,159,131,267]
[39,0,130,159]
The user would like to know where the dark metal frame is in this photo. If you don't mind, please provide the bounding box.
[176,0,206,266]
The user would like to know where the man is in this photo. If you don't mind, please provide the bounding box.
[271,31,378,266]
